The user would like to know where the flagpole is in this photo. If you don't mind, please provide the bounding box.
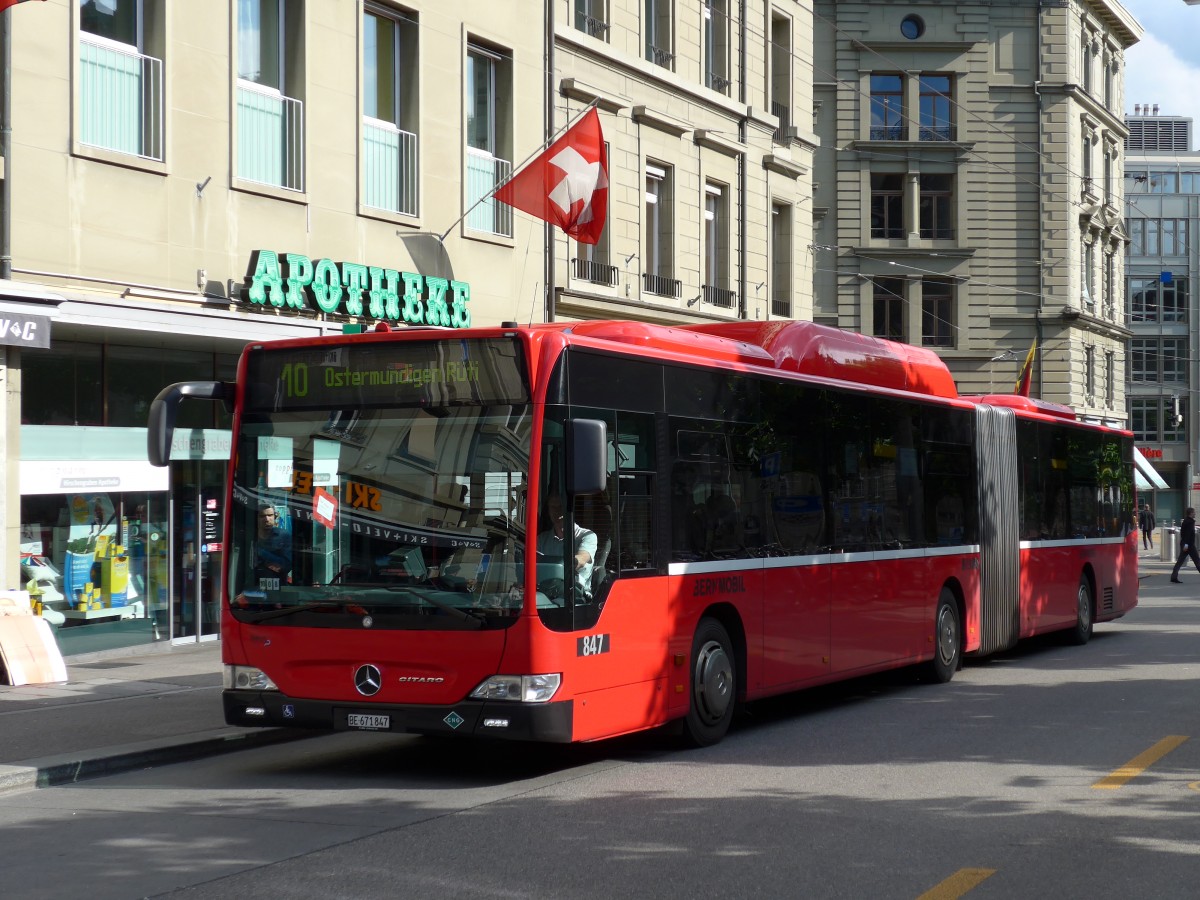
[438,98,601,243]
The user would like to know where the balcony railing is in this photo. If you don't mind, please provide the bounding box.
[237,82,305,192]
[79,34,163,161]
[648,44,675,69]
[771,101,791,145]
[707,70,731,95]
[572,257,619,287]
[870,124,904,141]
[363,118,418,216]
[576,12,609,40]
[703,285,736,309]
[466,148,513,237]
[918,124,955,142]
[772,294,791,317]
[642,272,681,298]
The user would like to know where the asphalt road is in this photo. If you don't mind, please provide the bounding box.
[1,570,1198,900]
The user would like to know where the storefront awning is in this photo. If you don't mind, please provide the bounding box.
[1134,447,1168,491]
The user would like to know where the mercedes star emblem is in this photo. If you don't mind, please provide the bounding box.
[354,664,382,696]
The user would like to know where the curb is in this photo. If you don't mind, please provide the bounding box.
[0,726,320,796]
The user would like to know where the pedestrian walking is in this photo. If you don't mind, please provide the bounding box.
[1170,507,1200,583]
[1139,502,1156,550]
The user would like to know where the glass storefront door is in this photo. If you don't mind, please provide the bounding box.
[170,460,225,642]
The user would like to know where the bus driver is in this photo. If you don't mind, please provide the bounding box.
[537,493,597,599]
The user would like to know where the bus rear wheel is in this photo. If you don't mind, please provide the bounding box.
[682,618,736,747]
[926,588,961,683]
[1067,576,1094,646]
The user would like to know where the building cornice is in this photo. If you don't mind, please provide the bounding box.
[1039,83,1130,137]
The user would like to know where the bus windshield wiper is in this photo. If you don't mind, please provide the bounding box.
[243,601,344,623]
[383,585,486,625]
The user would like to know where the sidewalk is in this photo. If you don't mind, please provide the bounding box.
[0,640,315,795]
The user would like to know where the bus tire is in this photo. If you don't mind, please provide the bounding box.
[1067,576,1094,646]
[926,588,961,684]
[682,618,736,747]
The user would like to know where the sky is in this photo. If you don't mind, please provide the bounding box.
[1120,0,1200,138]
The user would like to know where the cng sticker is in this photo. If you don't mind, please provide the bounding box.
[443,711,465,729]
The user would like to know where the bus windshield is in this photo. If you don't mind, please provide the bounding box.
[227,337,532,630]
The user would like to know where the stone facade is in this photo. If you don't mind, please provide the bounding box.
[812,0,1140,415]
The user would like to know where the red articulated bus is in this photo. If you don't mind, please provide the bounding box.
[149,319,1138,746]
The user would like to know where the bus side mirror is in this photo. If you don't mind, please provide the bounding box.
[567,418,607,496]
[147,381,235,467]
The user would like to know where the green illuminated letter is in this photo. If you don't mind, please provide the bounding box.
[312,258,342,313]
[401,271,425,325]
[368,267,401,320]
[247,250,283,307]
[425,276,451,327]
[450,280,471,328]
[283,253,313,310]
[342,262,368,317]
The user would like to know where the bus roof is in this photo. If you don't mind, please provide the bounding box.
[561,319,960,400]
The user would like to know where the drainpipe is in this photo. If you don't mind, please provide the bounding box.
[1034,5,1044,397]
[544,0,555,322]
[2,11,11,280]
[737,0,747,319]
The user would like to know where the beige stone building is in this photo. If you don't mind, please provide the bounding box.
[0,0,818,656]
[552,0,816,325]
[0,0,546,654]
[812,0,1140,414]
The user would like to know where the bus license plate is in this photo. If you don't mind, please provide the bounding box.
[347,714,390,730]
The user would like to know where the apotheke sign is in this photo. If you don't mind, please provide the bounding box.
[244,250,472,329]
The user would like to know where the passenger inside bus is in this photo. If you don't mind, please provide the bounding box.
[254,502,292,585]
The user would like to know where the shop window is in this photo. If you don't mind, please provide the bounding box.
[22,341,102,425]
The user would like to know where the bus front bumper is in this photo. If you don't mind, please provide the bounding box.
[223,690,574,742]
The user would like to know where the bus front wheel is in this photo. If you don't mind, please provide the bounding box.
[682,618,736,747]
[926,588,961,684]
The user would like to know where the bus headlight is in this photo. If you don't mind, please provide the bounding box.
[469,674,561,703]
[223,665,278,691]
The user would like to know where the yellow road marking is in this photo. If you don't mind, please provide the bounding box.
[1092,735,1189,789]
[917,868,996,900]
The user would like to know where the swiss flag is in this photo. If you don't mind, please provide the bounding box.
[0,0,47,12]
[494,107,608,245]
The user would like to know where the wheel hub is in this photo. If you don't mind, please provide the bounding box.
[694,640,732,724]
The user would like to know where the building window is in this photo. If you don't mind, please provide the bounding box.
[575,0,609,40]
[1104,58,1114,109]
[919,174,953,239]
[79,0,164,161]
[1105,351,1115,409]
[363,5,418,216]
[770,12,791,144]
[1082,31,1094,93]
[918,75,953,141]
[644,163,678,297]
[1082,241,1095,311]
[1103,253,1115,319]
[921,279,954,347]
[237,0,305,191]
[645,0,674,69]
[573,142,614,286]
[1084,345,1095,404]
[1163,338,1187,382]
[870,74,904,140]
[1162,277,1188,322]
[465,43,513,237]
[771,202,792,317]
[900,14,924,40]
[703,182,733,307]
[1103,147,1114,205]
[1130,338,1154,382]
[873,278,905,341]
[703,0,730,94]
[1081,130,1093,197]
[1130,399,1157,443]
[870,174,904,238]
